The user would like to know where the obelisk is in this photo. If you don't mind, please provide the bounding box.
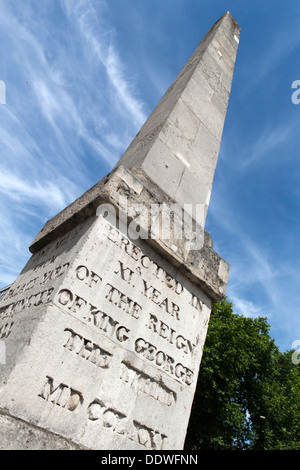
[0,12,240,450]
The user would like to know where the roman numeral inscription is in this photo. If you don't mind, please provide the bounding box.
[38,376,83,412]
[38,376,167,450]
[87,399,167,450]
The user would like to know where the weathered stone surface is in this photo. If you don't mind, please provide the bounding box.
[0,215,212,449]
[116,11,240,220]
[30,166,229,302]
[0,411,81,450]
[0,11,240,450]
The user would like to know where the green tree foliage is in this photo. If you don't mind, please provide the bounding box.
[185,298,300,450]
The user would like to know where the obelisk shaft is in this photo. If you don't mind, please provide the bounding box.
[117,11,240,222]
[29,12,240,253]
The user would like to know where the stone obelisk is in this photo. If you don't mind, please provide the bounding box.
[0,12,240,450]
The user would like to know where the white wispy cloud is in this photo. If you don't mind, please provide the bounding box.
[208,162,300,350]
[63,0,147,128]
[208,184,278,310]
[228,295,264,319]
[240,13,300,95]
[0,167,72,213]
[239,119,297,170]
[0,0,151,289]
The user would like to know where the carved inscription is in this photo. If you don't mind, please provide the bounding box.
[120,361,176,406]
[146,312,196,356]
[57,288,131,344]
[63,328,112,369]
[104,224,204,318]
[130,420,167,450]
[33,255,58,274]
[32,223,84,264]
[105,283,142,319]
[3,277,39,300]
[56,284,194,385]
[0,259,72,322]
[87,400,167,449]
[75,265,102,288]
[142,280,180,320]
[190,293,203,312]
[87,400,127,432]
[105,225,184,295]
[114,261,134,284]
[102,224,205,385]
[134,338,194,385]
[47,221,206,389]
[0,321,14,339]
[0,287,54,321]
[38,376,83,412]
[4,263,69,302]
[38,376,167,449]
[40,263,70,285]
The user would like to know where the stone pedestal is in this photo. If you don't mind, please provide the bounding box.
[0,167,230,449]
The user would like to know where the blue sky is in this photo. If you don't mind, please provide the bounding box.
[0,0,300,352]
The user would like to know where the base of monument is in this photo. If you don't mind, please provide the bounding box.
[0,409,83,450]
